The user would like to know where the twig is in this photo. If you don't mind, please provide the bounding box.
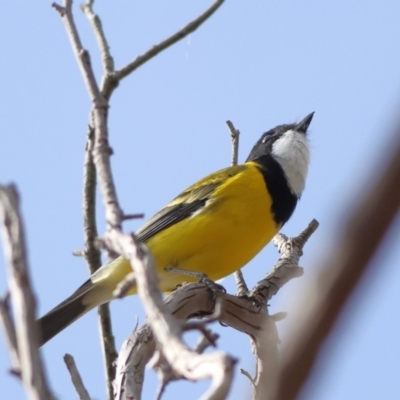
[53,6,118,396]
[83,116,117,400]
[273,122,400,399]
[101,0,226,100]
[250,219,319,304]
[64,354,91,400]
[81,0,114,73]
[53,0,123,229]
[226,120,240,167]
[240,368,256,387]
[82,127,102,275]
[0,185,54,400]
[194,330,220,354]
[123,213,145,221]
[0,294,20,375]
[226,120,248,296]
[113,271,136,298]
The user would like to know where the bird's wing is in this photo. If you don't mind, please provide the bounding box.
[136,164,246,243]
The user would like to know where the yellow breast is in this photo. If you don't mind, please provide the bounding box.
[91,163,279,296]
[146,163,279,291]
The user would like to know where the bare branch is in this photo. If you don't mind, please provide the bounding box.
[114,326,155,400]
[226,120,248,296]
[82,127,102,275]
[113,271,136,298]
[64,354,91,400]
[226,120,240,167]
[0,294,20,375]
[250,219,319,304]
[113,220,318,399]
[53,0,123,229]
[273,124,400,399]
[240,368,256,387]
[194,330,220,354]
[82,125,117,400]
[0,185,53,400]
[105,229,236,400]
[81,0,114,73]
[102,0,225,100]
[53,4,120,394]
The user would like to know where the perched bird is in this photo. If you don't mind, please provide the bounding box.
[38,112,314,345]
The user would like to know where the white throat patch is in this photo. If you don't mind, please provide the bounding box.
[271,130,310,196]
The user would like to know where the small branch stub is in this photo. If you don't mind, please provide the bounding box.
[64,354,91,400]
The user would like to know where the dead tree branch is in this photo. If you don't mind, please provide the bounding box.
[52,2,119,394]
[113,220,318,399]
[82,127,117,398]
[81,0,114,74]
[0,185,54,400]
[0,294,20,375]
[225,120,248,296]
[104,229,236,400]
[64,354,91,400]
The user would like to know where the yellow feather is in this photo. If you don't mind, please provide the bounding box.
[90,162,278,298]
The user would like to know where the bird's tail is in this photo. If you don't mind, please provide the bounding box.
[37,278,99,346]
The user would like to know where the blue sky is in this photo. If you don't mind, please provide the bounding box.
[1,1,400,399]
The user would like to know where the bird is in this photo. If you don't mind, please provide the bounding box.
[38,112,314,345]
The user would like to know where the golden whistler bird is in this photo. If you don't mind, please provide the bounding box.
[38,112,314,345]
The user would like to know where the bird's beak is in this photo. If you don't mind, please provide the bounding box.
[295,112,314,134]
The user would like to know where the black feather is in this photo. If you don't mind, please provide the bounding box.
[37,279,93,346]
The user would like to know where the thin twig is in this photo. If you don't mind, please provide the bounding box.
[82,125,102,274]
[240,368,256,387]
[83,126,117,399]
[273,123,400,399]
[194,331,220,353]
[64,354,91,400]
[226,120,240,166]
[226,119,248,296]
[0,185,54,400]
[53,0,123,229]
[0,294,20,375]
[81,0,114,73]
[250,219,318,304]
[113,271,136,298]
[101,0,225,100]
[53,7,118,397]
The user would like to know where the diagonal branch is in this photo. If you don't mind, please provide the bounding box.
[101,0,225,100]
[81,0,114,74]
[64,354,91,400]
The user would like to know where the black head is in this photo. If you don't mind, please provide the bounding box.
[246,112,314,162]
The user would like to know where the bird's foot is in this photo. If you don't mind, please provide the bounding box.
[165,267,225,296]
